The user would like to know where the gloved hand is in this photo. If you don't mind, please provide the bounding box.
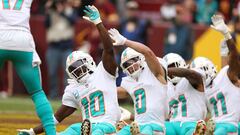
[108,28,127,46]
[83,5,102,25]
[119,106,132,121]
[17,128,35,135]
[211,15,232,40]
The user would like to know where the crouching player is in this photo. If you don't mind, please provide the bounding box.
[203,14,240,135]
[108,28,168,135]
[163,53,207,135]
[18,5,121,135]
[218,18,240,135]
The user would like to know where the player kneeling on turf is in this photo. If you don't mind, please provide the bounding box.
[203,14,240,135]
[108,28,168,135]
[163,53,207,135]
[18,5,121,135]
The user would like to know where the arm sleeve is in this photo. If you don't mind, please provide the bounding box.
[62,90,78,109]
[120,78,130,92]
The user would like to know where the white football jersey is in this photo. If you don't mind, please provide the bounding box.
[167,78,207,122]
[0,0,36,52]
[0,0,32,32]
[62,62,121,126]
[121,65,168,126]
[205,66,240,126]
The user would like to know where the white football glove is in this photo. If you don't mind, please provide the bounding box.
[108,28,127,46]
[17,128,35,135]
[211,15,232,40]
[83,5,102,25]
[119,106,132,121]
[220,39,229,57]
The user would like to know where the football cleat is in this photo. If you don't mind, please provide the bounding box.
[206,118,215,135]
[193,120,206,135]
[81,119,91,135]
[130,121,140,135]
[116,120,128,131]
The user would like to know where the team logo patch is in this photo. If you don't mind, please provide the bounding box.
[122,50,128,61]
[73,91,80,99]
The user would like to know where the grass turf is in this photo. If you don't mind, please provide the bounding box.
[0,96,133,135]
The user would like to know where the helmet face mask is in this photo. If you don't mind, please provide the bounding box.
[66,51,96,84]
[67,59,91,82]
[163,53,186,84]
[122,57,142,78]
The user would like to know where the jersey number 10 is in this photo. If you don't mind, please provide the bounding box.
[2,0,24,10]
[81,91,105,118]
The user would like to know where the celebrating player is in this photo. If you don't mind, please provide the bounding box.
[163,53,207,135]
[202,14,240,135]
[189,57,217,135]
[18,5,121,135]
[0,0,56,134]
[219,23,240,135]
[108,28,168,135]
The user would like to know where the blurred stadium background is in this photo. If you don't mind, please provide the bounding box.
[0,0,240,134]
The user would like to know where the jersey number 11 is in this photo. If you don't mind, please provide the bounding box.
[2,0,24,10]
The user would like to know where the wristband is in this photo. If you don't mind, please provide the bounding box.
[94,18,102,25]
[220,39,229,57]
[224,32,232,40]
[30,128,36,135]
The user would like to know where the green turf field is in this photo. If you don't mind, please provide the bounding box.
[0,96,133,135]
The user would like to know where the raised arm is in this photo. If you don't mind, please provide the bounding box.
[83,5,117,76]
[18,105,76,134]
[108,28,166,84]
[226,39,240,83]
[220,39,229,68]
[211,15,240,84]
[168,68,204,92]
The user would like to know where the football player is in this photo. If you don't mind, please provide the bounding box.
[219,25,240,135]
[0,0,56,134]
[203,14,240,135]
[108,28,168,135]
[163,53,207,135]
[189,57,217,135]
[18,5,121,135]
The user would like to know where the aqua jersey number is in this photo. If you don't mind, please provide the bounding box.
[169,94,187,118]
[2,0,24,10]
[209,92,227,117]
[134,88,146,114]
[81,91,105,118]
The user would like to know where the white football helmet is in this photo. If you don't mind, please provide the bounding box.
[163,53,187,84]
[190,57,217,86]
[121,48,145,80]
[66,51,96,84]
